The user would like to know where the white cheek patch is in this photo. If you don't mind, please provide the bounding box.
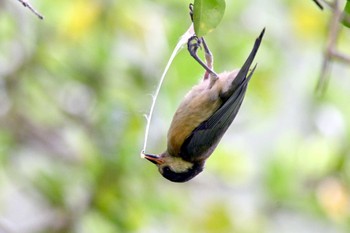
[163,157,193,173]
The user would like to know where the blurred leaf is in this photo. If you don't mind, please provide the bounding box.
[0,131,14,164]
[342,0,350,28]
[80,211,117,233]
[193,0,226,37]
[193,203,233,233]
[60,0,101,40]
[265,157,296,200]
[33,171,65,206]
[290,1,327,40]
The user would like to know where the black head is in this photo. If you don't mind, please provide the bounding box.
[160,163,203,182]
[143,152,204,183]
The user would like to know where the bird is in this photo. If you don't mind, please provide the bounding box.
[143,28,265,182]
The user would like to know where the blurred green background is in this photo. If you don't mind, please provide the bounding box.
[1,0,350,233]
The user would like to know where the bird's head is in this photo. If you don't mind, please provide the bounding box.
[143,152,204,182]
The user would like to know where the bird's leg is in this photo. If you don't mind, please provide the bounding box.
[201,37,214,80]
[188,3,218,85]
[187,36,218,81]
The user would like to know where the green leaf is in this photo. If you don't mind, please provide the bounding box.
[342,0,350,28]
[193,0,226,37]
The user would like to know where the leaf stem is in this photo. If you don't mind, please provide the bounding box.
[141,25,195,157]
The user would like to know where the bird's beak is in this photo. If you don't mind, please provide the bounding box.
[143,153,164,165]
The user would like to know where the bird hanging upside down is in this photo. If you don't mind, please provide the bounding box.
[143,8,265,182]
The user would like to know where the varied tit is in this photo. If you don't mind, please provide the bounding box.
[143,22,265,182]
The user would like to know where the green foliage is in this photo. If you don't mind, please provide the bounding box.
[193,0,226,37]
[343,0,350,28]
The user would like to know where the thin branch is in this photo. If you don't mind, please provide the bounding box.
[319,0,335,9]
[17,0,44,20]
[331,50,350,63]
[317,52,332,95]
[315,0,350,95]
[312,0,324,10]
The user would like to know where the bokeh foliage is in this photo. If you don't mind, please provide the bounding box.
[0,0,350,233]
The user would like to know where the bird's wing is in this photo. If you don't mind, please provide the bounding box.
[180,29,265,162]
[179,67,255,162]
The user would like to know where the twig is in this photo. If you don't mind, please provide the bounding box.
[319,0,336,9]
[312,0,324,10]
[17,0,44,20]
[315,0,350,95]
[331,50,350,63]
[316,0,340,94]
[141,24,195,157]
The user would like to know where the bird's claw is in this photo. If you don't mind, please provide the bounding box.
[187,36,202,58]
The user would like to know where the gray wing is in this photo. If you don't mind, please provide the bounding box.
[180,28,265,162]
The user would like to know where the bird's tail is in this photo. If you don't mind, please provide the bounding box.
[230,28,265,88]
